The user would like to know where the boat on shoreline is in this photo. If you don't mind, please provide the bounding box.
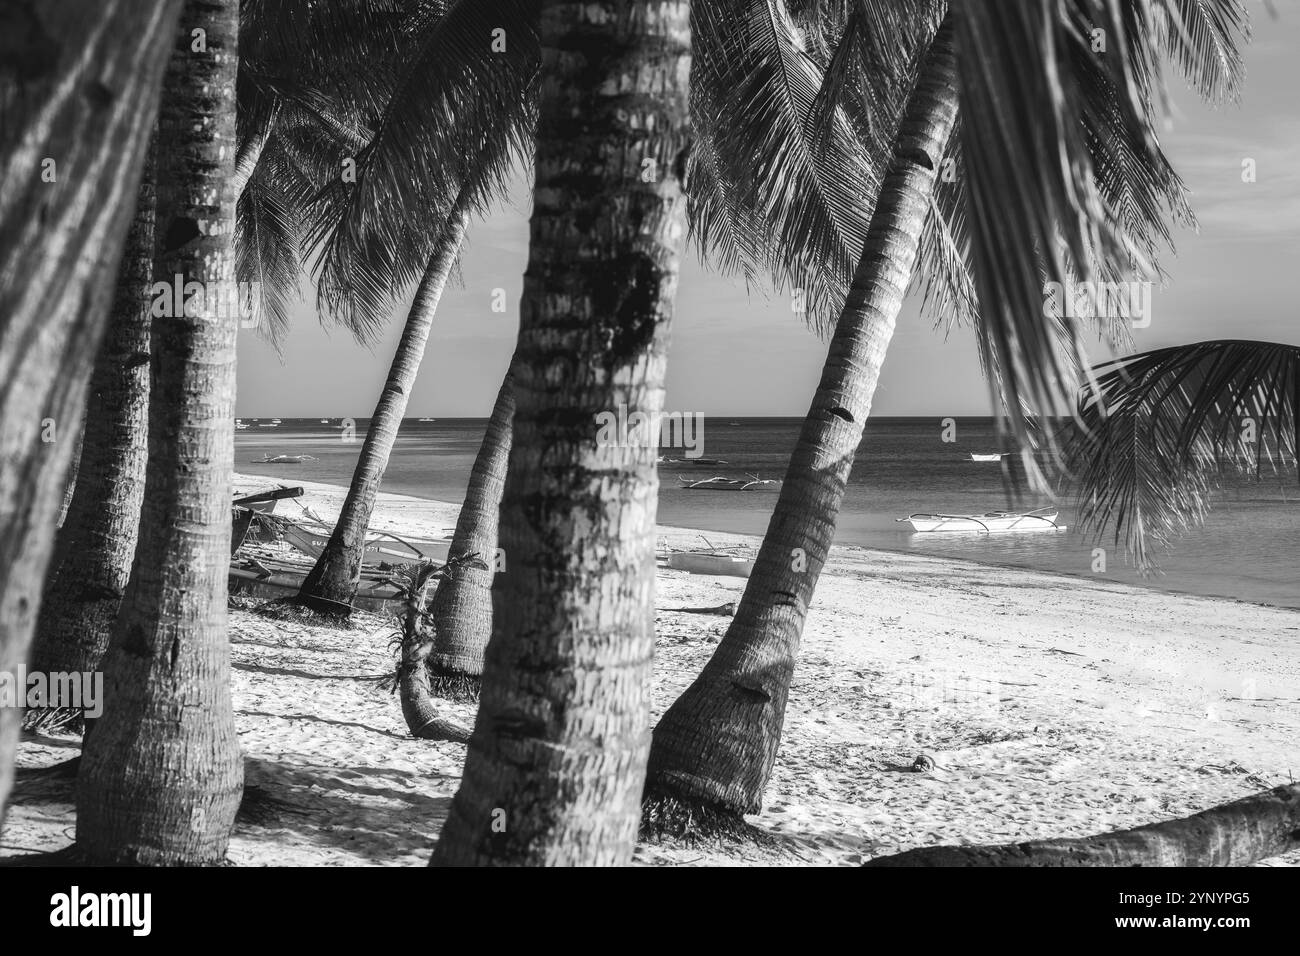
[898,508,1065,533]
[680,474,780,492]
[664,551,755,577]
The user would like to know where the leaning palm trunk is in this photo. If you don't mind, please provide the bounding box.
[0,0,182,827]
[866,783,1300,867]
[76,0,244,865]
[643,17,960,826]
[432,0,692,867]
[297,194,472,610]
[422,368,515,702]
[28,147,156,697]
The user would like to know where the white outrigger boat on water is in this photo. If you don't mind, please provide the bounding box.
[679,474,780,492]
[898,507,1065,533]
[969,452,1005,462]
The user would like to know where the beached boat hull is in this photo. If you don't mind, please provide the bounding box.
[665,552,754,577]
[278,522,451,567]
[904,511,1064,533]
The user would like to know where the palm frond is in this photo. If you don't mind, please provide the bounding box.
[236,149,304,346]
[303,0,539,339]
[1157,0,1249,104]
[689,0,918,332]
[1069,340,1298,571]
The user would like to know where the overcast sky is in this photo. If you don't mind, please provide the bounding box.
[236,13,1300,418]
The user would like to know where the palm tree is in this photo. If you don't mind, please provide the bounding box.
[1069,339,1297,570]
[296,193,474,608]
[75,0,245,864]
[642,0,1250,831]
[424,368,515,700]
[331,0,921,701]
[0,0,183,826]
[430,0,693,866]
[294,0,539,609]
[26,147,156,703]
[21,0,404,724]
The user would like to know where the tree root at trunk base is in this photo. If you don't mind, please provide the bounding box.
[426,669,481,702]
[639,790,776,848]
[865,783,1300,866]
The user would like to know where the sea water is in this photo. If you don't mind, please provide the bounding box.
[237,417,1300,610]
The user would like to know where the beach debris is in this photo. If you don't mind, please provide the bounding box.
[669,602,737,616]
[911,753,937,773]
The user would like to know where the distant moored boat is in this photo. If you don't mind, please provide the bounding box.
[680,474,780,492]
[898,508,1064,533]
[970,453,1005,462]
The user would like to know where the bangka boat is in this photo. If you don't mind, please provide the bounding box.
[898,508,1065,533]
[232,486,304,514]
[320,418,329,424]
[418,417,436,422]
[659,456,729,465]
[970,453,1005,462]
[679,474,780,492]
[665,551,755,577]
[251,454,318,464]
[278,520,451,568]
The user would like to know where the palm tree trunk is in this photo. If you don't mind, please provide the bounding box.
[57,426,85,528]
[643,16,959,826]
[866,784,1300,867]
[29,145,155,686]
[75,0,243,865]
[0,0,182,826]
[431,0,691,867]
[422,368,515,702]
[296,195,472,610]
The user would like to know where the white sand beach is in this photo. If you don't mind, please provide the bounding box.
[6,475,1299,866]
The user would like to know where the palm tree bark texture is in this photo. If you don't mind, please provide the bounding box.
[432,0,691,866]
[297,195,473,611]
[29,145,156,686]
[643,15,960,825]
[76,0,245,865]
[424,367,516,700]
[0,0,183,828]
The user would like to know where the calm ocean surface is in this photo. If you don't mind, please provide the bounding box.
[237,417,1300,610]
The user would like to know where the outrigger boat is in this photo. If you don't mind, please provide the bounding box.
[276,520,450,567]
[970,453,1005,462]
[898,508,1065,533]
[659,456,729,466]
[679,474,780,492]
[251,454,318,464]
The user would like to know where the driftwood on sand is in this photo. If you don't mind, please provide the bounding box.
[866,783,1300,866]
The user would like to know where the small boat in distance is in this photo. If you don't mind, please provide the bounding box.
[659,456,729,465]
[418,417,436,422]
[680,474,781,492]
[898,508,1064,533]
[251,454,319,464]
[320,418,329,424]
[970,453,1005,462]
